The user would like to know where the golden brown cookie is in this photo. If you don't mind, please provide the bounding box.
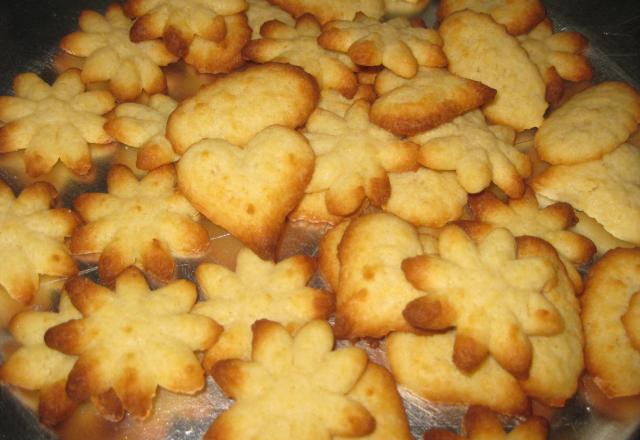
[70,164,209,283]
[177,125,314,260]
[247,0,295,38]
[0,69,114,177]
[266,0,384,24]
[44,268,222,420]
[60,4,178,101]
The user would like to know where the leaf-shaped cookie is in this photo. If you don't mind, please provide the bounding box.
[0,69,114,177]
[243,14,359,98]
[44,268,222,419]
[0,180,78,306]
[60,4,178,101]
[318,14,446,78]
[192,247,333,369]
[206,319,374,439]
[266,0,384,24]
[70,164,209,283]
[402,224,562,378]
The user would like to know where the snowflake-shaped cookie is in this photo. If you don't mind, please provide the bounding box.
[402,225,562,378]
[60,4,178,101]
[192,247,333,369]
[0,180,78,305]
[44,268,222,419]
[0,69,115,177]
[105,94,179,170]
[303,100,418,216]
[206,319,375,439]
[319,13,446,78]
[70,164,209,282]
[243,14,359,98]
[412,110,531,198]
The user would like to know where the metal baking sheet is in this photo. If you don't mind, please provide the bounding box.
[1,1,640,439]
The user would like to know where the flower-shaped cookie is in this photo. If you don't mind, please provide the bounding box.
[304,100,418,217]
[0,180,78,306]
[267,0,384,24]
[319,14,446,78]
[60,4,178,101]
[70,164,209,282]
[243,14,359,98]
[413,110,531,198]
[518,19,592,104]
[105,94,179,170]
[0,293,80,426]
[192,247,333,369]
[206,319,374,439]
[44,268,222,419]
[402,225,562,378]
[0,70,115,177]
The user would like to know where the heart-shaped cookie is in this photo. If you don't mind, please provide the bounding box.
[177,125,315,260]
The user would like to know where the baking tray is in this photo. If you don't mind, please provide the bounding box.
[1,1,640,439]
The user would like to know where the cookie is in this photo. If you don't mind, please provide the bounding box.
[247,0,295,38]
[316,87,376,117]
[534,82,640,165]
[288,192,348,225]
[0,293,80,426]
[0,180,78,306]
[266,0,384,24]
[531,143,640,244]
[582,248,640,397]
[318,219,351,292]
[518,18,592,104]
[0,69,115,177]
[370,67,496,136]
[318,14,446,78]
[384,0,431,18]
[104,94,179,170]
[125,0,249,73]
[44,268,222,420]
[243,14,359,98]
[412,110,531,198]
[60,4,178,101]
[437,0,545,36]
[402,225,562,378]
[177,125,314,260]
[192,247,333,369]
[439,10,547,131]
[570,210,635,256]
[70,164,209,283]
[166,62,319,153]
[303,100,418,217]
[205,319,374,439]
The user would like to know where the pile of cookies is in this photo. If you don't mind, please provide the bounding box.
[0,0,639,438]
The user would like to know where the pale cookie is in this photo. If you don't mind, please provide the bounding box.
[335,213,425,339]
[192,247,333,369]
[412,110,531,198]
[317,87,376,117]
[384,0,431,18]
[205,319,374,439]
[105,94,179,170]
[318,14,446,79]
[387,331,530,415]
[423,406,548,440]
[534,82,640,164]
[371,67,496,137]
[437,0,545,36]
[0,293,80,426]
[303,100,418,217]
[177,126,314,260]
[582,248,640,397]
[318,219,351,292]
[0,180,78,306]
[571,210,635,256]
[166,62,319,153]
[439,10,547,131]
[0,70,114,177]
[247,0,295,38]
[60,4,178,101]
[402,225,562,378]
[266,0,384,24]
[383,168,467,228]
[243,14,359,98]
[125,0,250,73]
[518,19,592,105]
[531,143,640,244]
[70,164,209,283]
